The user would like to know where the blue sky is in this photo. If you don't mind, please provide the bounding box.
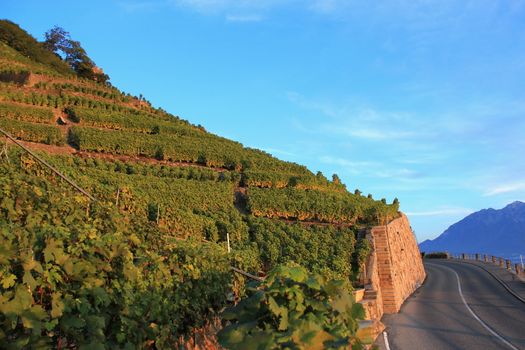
[4,0,525,242]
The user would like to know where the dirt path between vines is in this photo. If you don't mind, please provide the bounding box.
[13,140,77,155]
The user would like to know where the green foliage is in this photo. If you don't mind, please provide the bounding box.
[68,126,313,173]
[0,154,232,348]
[0,101,55,124]
[423,252,449,259]
[0,20,72,75]
[332,174,342,186]
[64,106,200,136]
[39,154,241,241]
[154,147,164,160]
[39,82,131,103]
[0,117,64,145]
[147,202,160,222]
[351,239,371,280]
[64,106,79,122]
[0,84,146,112]
[247,187,399,225]
[248,218,357,281]
[0,43,60,76]
[242,170,347,192]
[218,265,365,350]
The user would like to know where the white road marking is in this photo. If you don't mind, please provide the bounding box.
[383,331,392,350]
[437,264,519,350]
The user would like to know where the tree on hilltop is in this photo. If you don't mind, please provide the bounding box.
[43,26,109,83]
[43,26,70,53]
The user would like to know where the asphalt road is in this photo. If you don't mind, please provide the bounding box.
[376,260,525,350]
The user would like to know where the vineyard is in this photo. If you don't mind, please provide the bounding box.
[45,154,239,240]
[241,169,348,192]
[0,153,234,348]
[64,106,200,136]
[0,19,400,348]
[247,187,399,225]
[35,82,134,104]
[0,118,64,145]
[0,101,55,124]
[0,147,372,347]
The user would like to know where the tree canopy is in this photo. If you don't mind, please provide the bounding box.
[43,25,109,83]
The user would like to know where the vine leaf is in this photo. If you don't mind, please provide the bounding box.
[51,292,65,318]
[1,274,16,289]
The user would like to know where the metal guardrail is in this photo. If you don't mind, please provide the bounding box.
[453,253,524,277]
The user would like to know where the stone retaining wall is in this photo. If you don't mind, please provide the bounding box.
[371,213,426,313]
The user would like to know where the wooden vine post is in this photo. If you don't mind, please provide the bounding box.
[0,137,9,163]
[0,127,96,202]
[115,188,120,207]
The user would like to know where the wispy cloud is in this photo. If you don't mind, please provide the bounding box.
[406,207,474,217]
[337,128,415,140]
[226,14,263,22]
[374,168,422,179]
[169,0,288,14]
[319,155,424,180]
[119,1,166,12]
[121,0,525,27]
[319,156,376,176]
[287,92,427,142]
[263,147,296,157]
[286,91,344,119]
[319,156,377,167]
[484,181,525,196]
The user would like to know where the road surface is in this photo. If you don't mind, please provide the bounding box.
[375,260,525,350]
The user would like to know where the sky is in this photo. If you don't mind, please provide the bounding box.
[3,0,525,242]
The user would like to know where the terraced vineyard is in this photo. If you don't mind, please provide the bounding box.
[0,20,399,348]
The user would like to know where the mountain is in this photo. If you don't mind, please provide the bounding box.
[419,201,525,258]
[0,20,401,346]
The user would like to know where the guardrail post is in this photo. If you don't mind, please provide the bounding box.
[461,253,466,260]
[499,258,504,268]
[475,253,479,261]
[483,254,488,263]
[491,256,496,264]
[515,264,522,275]
[506,260,511,270]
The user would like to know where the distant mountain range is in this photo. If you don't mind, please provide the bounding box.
[419,201,525,259]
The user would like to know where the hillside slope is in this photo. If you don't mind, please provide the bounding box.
[419,201,525,258]
[0,19,401,347]
[0,19,399,239]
